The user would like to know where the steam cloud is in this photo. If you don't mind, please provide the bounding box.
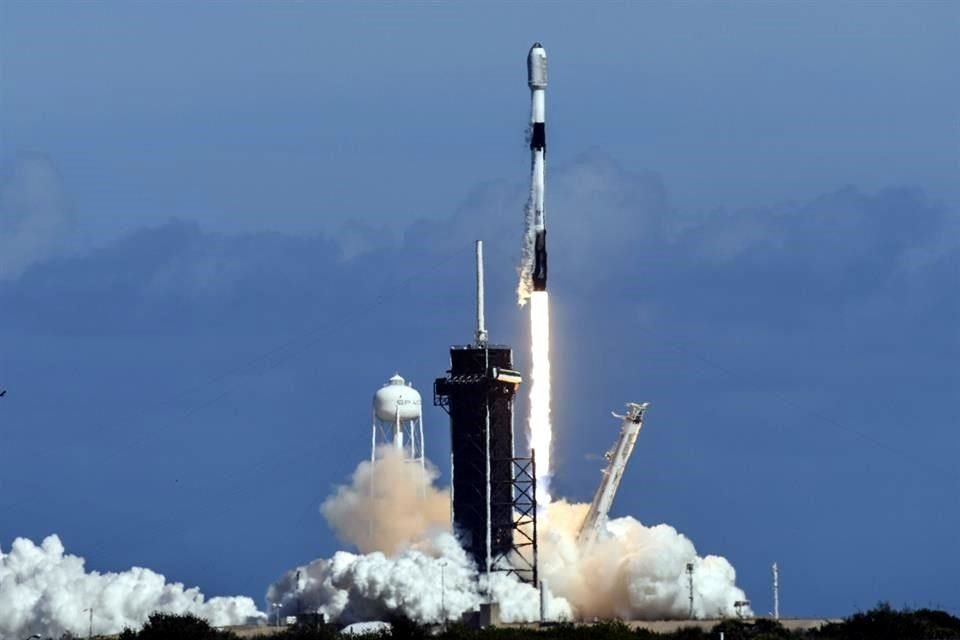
[0,535,264,638]
[539,501,749,619]
[269,449,570,623]
[268,449,748,623]
[517,199,536,304]
[2,448,749,634]
[320,447,451,555]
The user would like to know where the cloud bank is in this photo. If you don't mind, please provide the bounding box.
[0,155,78,281]
[0,535,264,638]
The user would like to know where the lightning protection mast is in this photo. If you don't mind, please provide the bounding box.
[772,562,780,620]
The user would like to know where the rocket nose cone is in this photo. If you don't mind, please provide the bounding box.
[527,43,547,88]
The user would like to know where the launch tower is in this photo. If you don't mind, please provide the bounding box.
[434,241,538,585]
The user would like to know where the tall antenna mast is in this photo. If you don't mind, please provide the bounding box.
[772,562,780,620]
[475,240,488,345]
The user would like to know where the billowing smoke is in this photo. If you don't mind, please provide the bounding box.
[270,448,570,622]
[517,199,536,304]
[268,451,748,623]
[539,501,749,620]
[266,531,570,624]
[0,535,264,638]
[320,447,450,554]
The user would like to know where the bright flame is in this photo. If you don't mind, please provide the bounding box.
[529,290,552,506]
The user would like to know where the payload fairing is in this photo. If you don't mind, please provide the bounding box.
[528,43,548,291]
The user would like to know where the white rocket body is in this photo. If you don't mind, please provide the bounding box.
[527,43,548,292]
[528,44,547,234]
[578,403,650,548]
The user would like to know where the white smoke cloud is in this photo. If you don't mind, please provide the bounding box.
[268,449,571,623]
[2,436,747,634]
[320,448,450,555]
[539,501,749,620]
[267,531,571,624]
[517,200,536,305]
[0,535,264,638]
[268,451,748,624]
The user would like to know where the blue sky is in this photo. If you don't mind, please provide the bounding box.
[2,1,958,618]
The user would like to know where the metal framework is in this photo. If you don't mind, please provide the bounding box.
[490,454,538,585]
[578,402,650,548]
[434,344,537,586]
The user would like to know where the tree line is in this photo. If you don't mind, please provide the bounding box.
[53,604,960,640]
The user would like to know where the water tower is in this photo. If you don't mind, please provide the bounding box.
[372,374,424,469]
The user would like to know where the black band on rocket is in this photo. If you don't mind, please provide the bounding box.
[530,123,546,152]
[532,230,547,291]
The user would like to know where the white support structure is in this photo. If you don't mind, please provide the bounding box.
[578,402,650,548]
[539,580,547,623]
[475,240,488,346]
[772,562,780,620]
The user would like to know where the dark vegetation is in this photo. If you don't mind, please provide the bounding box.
[813,604,960,640]
[105,605,960,640]
[117,613,237,640]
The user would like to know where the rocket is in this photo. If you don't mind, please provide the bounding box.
[528,42,548,291]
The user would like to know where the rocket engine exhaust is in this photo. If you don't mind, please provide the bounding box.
[519,43,553,504]
[529,290,552,505]
[266,450,751,624]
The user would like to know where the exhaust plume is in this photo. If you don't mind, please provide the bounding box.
[528,290,553,505]
[539,501,750,620]
[517,201,536,304]
[321,447,450,554]
[269,453,748,623]
[270,451,571,623]
[0,535,263,638]
[266,532,571,624]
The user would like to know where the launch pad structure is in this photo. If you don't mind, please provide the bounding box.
[578,402,650,548]
[434,241,539,586]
